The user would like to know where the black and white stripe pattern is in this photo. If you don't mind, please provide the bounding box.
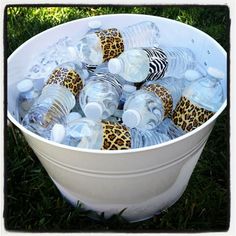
[143,47,168,82]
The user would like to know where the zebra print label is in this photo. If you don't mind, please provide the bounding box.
[143,47,168,82]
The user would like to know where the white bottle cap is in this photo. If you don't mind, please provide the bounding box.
[88,20,102,29]
[51,123,66,143]
[84,102,103,121]
[66,112,82,124]
[17,79,34,93]
[108,59,122,74]
[184,69,202,81]
[207,67,225,79]
[122,109,141,128]
[123,84,136,93]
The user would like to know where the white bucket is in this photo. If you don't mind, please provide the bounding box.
[7,14,227,222]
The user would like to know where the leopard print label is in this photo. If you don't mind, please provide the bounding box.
[95,28,124,62]
[172,96,214,132]
[46,67,83,96]
[102,121,131,150]
[144,84,173,117]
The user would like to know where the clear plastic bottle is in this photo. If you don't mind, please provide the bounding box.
[172,67,225,132]
[51,118,170,150]
[108,46,196,83]
[122,76,183,130]
[79,72,126,121]
[74,21,160,65]
[22,62,87,138]
[16,79,40,121]
[155,118,185,140]
[113,84,137,119]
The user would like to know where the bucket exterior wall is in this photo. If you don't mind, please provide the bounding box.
[7,14,227,222]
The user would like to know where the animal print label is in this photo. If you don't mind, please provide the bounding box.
[144,84,173,117]
[46,67,83,96]
[95,28,124,62]
[101,121,131,150]
[172,96,215,132]
[143,47,168,82]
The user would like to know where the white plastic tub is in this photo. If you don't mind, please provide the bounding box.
[7,14,227,222]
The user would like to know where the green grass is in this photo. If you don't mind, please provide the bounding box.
[5,5,229,232]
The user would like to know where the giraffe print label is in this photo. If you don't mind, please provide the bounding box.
[144,83,173,117]
[95,28,124,62]
[102,121,131,150]
[46,67,83,96]
[172,96,215,132]
[143,47,168,82]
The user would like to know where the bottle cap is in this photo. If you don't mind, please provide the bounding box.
[108,59,122,74]
[84,102,103,121]
[17,79,34,93]
[51,124,66,143]
[207,67,225,79]
[184,69,202,81]
[122,109,141,128]
[66,112,82,124]
[88,20,102,29]
[123,84,136,93]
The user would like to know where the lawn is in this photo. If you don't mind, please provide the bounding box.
[5,5,229,232]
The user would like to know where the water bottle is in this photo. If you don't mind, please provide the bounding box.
[87,20,103,33]
[122,76,183,130]
[22,62,87,138]
[108,46,196,83]
[73,21,160,65]
[16,79,40,121]
[113,84,137,119]
[156,118,185,140]
[172,67,225,132]
[79,72,126,121]
[52,118,170,150]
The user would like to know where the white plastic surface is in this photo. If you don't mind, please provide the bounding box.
[84,102,103,120]
[122,109,141,128]
[7,14,227,222]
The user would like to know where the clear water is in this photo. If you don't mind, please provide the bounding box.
[183,74,224,112]
[22,84,75,139]
[63,118,103,149]
[122,21,160,49]
[131,128,170,149]
[163,47,196,78]
[76,33,103,65]
[79,74,123,120]
[18,88,40,121]
[109,49,150,83]
[123,90,165,130]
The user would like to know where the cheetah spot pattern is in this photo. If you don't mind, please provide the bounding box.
[95,28,124,62]
[172,96,214,132]
[101,121,131,150]
[144,84,173,117]
[46,67,83,96]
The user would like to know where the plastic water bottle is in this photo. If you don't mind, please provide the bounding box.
[79,72,126,121]
[74,21,160,65]
[113,84,137,119]
[16,79,40,121]
[122,76,183,130]
[172,67,225,132]
[87,20,103,33]
[108,46,196,83]
[22,62,87,138]
[156,118,185,140]
[51,118,170,150]
[183,69,204,88]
